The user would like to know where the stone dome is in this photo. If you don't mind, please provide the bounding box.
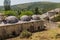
[20,15,31,21]
[5,16,18,23]
[32,15,40,20]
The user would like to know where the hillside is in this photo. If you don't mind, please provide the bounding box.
[11,2,60,10]
[0,2,60,11]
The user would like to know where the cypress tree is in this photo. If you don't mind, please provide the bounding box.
[4,0,11,11]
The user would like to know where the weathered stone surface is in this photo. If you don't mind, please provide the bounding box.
[5,16,18,23]
[20,15,31,21]
[0,20,45,39]
[32,15,40,20]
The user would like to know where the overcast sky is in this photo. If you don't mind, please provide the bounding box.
[0,0,60,6]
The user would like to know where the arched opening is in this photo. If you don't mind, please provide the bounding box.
[20,26,23,32]
[29,26,34,32]
[11,31,19,37]
[27,29,30,31]
[12,31,16,36]
[38,26,46,31]
[56,12,58,14]
[38,26,41,31]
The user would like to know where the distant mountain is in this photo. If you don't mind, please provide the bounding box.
[0,2,60,11]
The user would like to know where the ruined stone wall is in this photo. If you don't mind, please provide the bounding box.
[0,20,45,39]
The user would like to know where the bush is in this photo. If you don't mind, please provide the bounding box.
[58,25,60,28]
[51,15,60,22]
[4,11,18,16]
[20,11,33,17]
[56,34,60,39]
[20,30,32,38]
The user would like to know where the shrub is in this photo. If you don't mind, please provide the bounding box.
[56,34,60,39]
[20,30,32,38]
[34,7,40,15]
[4,11,17,16]
[58,25,60,28]
[51,15,60,22]
[20,11,33,17]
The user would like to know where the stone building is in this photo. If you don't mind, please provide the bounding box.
[47,8,60,17]
[41,8,60,20]
[0,17,45,39]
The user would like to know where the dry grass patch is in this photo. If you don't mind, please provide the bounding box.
[7,28,60,40]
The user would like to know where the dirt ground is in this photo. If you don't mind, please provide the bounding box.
[6,21,60,40]
[6,28,60,40]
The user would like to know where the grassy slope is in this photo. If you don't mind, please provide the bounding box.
[1,2,60,11]
[12,2,60,10]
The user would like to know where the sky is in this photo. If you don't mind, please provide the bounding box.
[0,0,60,6]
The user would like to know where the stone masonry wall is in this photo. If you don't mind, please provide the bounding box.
[0,20,45,39]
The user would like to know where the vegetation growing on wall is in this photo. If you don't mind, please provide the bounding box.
[20,30,32,38]
[51,15,60,22]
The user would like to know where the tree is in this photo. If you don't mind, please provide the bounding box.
[34,7,40,15]
[17,10,21,15]
[4,0,11,11]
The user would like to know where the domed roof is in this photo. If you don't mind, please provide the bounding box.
[32,15,40,20]
[5,16,18,23]
[20,15,31,21]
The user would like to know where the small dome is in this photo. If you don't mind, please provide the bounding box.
[5,16,18,23]
[32,15,40,20]
[20,15,31,21]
